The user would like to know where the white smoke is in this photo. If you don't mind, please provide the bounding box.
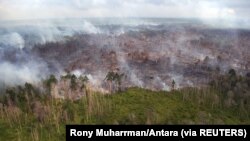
[0,17,248,92]
[0,32,25,49]
[130,71,144,87]
[86,72,108,93]
[71,69,84,78]
[0,61,48,86]
[82,21,101,34]
[154,76,170,91]
[0,20,102,46]
[68,69,108,93]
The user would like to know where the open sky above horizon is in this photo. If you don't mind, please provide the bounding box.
[0,0,249,21]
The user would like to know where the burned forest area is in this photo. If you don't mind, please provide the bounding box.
[0,18,250,140]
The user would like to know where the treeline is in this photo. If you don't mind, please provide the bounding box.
[0,71,125,110]
[0,69,249,119]
[1,69,249,107]
[179,69,250,120]
[0,69,249,140]
[210,69,250,110]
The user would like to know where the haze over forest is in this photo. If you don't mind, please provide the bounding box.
[0,1,250,93]
[0,1,250,140]
[0,0,250,90]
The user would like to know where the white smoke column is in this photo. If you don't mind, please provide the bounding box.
[155,76,170,91]
[1,20,102,47]
[71,69,84,77]
[0,61,49,86]
[87,72,109,93]
[82,21,101,34]
[0,32,25,49]
[70,69,108,93]
[130,71,144,87]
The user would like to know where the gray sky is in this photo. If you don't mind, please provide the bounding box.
[0,0,249,20]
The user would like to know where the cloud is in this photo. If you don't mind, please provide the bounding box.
[0,0,249,20]
[197,1,236,19]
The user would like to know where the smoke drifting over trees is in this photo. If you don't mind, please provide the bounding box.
[0,18,249,92]
[0,1,250,140]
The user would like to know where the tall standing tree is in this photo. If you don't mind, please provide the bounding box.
[105,72,116,93]
[172,80,176,91]
[79,75,89,91]
[105,71,125,93]
[70,74,77,90]
[114,73,124,92]
[44,74,57,95]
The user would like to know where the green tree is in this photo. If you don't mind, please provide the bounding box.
[43,74,57,95]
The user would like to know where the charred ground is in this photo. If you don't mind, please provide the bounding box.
[29,25,250,91]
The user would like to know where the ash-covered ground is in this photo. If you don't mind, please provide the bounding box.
[0,19,250,91]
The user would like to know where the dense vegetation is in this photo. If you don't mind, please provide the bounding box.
[0,69,249,141]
